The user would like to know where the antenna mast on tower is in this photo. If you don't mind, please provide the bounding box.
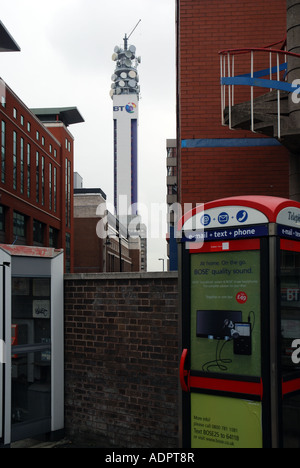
[124,19,141,50]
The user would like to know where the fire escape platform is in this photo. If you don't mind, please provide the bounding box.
[224,90,300,153]
[220,42,300,154]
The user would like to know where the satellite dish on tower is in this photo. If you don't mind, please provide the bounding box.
[128,70,136,79]
[112,53,118,61]
[128,80,136,88]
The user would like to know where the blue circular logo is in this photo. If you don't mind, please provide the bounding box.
[236,210,248,223]
[218,212,229,225]
[201,214,211,226]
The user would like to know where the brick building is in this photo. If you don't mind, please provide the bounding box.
[176,0,290,207]
[0,80,84,272]
[74,188,143,273]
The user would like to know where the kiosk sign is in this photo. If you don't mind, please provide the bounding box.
[182,205,269,243]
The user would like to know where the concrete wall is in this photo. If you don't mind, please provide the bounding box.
[64,272,179,448]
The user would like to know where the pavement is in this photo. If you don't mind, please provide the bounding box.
[11,438,74,448]
[11,437,111,448]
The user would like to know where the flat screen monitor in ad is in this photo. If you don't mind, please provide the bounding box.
[196,310,243,340]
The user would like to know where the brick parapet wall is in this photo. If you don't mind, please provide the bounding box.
[64,272,180,448]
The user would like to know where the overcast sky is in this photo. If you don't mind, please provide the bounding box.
[0,0,177,271]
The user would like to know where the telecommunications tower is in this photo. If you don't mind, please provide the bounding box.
[110,23,141,217]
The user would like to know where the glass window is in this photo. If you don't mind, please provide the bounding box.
[280,249,300,374]
[27,122,31,133]
[13,131,17,190]
[280,248,300,447]
[1,120,5,183]
[13,108,17,119]
[12,277,51,345]
[27,144,31,198]
[49,163,52,210]
[49,226,58,248]
[36,152,39,203]
[41,156,45,206]
[13,211,26,238]
[33,219,44,245]
[11,351,51,426]
[0,204,4,232]
[65,233,71,273]
[12,277,51,427]
[20,137,24,194]
[54,167,57,212]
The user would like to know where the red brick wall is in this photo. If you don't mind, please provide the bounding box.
[64,273,179,448]
[177,0,290,206]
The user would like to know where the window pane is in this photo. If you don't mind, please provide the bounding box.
[12,277,51,345]
[12,351,51,425]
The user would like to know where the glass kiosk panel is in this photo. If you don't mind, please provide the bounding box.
[188,240,264,449]
[190,248,261,377]
[280,241,300,448]
[11,277,51,439]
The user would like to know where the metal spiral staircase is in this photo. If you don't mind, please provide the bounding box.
[220,38,300,153]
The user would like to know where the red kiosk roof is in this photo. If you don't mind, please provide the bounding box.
[178,196,300,231]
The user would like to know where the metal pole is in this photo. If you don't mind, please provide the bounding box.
[0,262,10,446]
[269,234,280,448]
[277,53,281,139]
[228,53,232,129]
[159,258,165,272]
[251,50,254,132]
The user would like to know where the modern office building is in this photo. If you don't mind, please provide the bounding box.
[110,34,141,217]
[176,0,289,208]
[0,80,84,272]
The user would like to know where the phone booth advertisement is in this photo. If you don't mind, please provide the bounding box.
[178,196,300,449]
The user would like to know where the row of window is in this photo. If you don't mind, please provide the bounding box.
[1,121,58,212]
[0,205,59,246]
[13,107,71,154]
[7,103,58,156]
[0,205,71,272]
[1,97,72,156]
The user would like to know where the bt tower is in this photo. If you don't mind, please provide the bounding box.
[110,29,141,218]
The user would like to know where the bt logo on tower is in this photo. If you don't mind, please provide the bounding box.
[113,102,136,114]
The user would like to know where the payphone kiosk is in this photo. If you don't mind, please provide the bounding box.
[0,245,64,446]
[179,196,300,448]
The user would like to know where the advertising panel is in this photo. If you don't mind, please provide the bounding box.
[190,249,261,377]
[191,394,262,449]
